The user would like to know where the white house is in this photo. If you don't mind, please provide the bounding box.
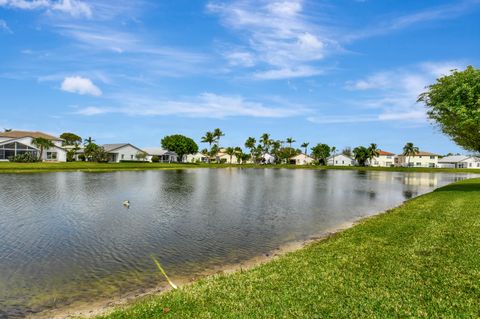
[395,151,439,168]
[438,155,480,169]
[143,147,178,163]
[0,130,67,162]
[261,153,276,164]
[102,143,146,162]
[290,153,315,165]
[183,152,208,163]
[370,150,396,167]
[327,154,354,166]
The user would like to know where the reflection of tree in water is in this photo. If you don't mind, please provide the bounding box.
[403,189,418,199]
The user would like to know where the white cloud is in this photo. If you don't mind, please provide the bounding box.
[0,0,92,18]
[208,0,336,79]
[345,0,480,41]
[75,92,309,118]
[61,76,102,96]
[313,61,463,125]
[0,19,12,33]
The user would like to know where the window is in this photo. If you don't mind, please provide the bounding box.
[477,163,480,167]
[469,163,472,167]
[386,156,392,159]
[430,156,435,159]
[429,163,435,168]
[121,154,124,159]
[46,152,57,160]
[419,156,422,158]
[131,155,134,159]
[416,162,421,166]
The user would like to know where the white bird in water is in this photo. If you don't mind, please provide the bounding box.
[122,200,130,208]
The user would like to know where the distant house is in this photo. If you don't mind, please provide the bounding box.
[290,153,315,165]
[102,143,146,162]
[370,150,395,167]
[395,151,439,168]
[438,155,480,169]
[327,154,354,166]
[143,147,178,163]
[261,153,276,164]
[0,130,67,162]
[183,152,208,163]
[216,148,239,164]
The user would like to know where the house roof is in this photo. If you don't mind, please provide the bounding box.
[438,155,470,163]
[291,153,314,160]
[378,150,395,156]
[142,147,177,156]
[398,151,438,156]
[0,130,63,141]
[102,143,144,153]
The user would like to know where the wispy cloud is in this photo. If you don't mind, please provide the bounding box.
[309,61,463,124]
[74,92,309,118]
[61,76,102,96]
[0,0,92,18]
[207,0,337,79]
[0,19,12,33]
[345,0,480,41]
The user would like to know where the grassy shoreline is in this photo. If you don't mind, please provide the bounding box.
[88,178,480,319]
[1,161,480,174]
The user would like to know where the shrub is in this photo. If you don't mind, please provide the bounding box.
[8,153,39,163]
[78,154,86,161]
[151,155,160,163]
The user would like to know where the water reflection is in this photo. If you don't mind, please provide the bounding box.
[0,169,472,318]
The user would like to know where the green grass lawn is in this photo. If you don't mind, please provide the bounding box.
[97,178,480,319]
[1,161,480,174]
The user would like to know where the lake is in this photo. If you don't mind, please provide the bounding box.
[0,169,472,318]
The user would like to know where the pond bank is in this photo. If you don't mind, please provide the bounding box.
[1,161,480,174]
[40,178,480,318]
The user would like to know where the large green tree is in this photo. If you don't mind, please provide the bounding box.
[60,132,82,146]
[311,143,330,165]
[161,135,198,162]
[31,137,54,161]
[353,146,369,166]
[418,65,480,152]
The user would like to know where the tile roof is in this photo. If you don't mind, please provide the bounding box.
[378,150,395,156]
[0,130,62,141]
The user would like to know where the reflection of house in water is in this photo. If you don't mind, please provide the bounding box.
[402,174,438,187]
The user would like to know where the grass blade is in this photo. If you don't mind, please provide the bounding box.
[151,255,178,289]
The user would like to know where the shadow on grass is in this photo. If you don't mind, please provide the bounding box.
[435,180,480,193]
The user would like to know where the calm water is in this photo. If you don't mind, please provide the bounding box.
[0,169,472,318]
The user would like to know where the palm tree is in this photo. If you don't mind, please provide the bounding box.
[300,142,309,155]
[83,136,95,146]
[353,146,369,166]
[403,142,419,167]
[31,137,54,161]
[260,133,270,153]
[331,146,337,166]
[245,137,256,161]
[286,137,295,148]
[367,143,380,166]
[213,128,224,146]
[225,147,236,164]
[201,131,216,163]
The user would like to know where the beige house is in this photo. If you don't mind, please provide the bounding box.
[183,152,209,163]
[290,153,315,165]
[370,150,396,167]
[395,151,439,168]
[216,149,239,164]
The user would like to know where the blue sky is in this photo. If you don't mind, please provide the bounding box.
[0,0,479,154]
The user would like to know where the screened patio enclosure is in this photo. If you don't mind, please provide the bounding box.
[0,142,38,160]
